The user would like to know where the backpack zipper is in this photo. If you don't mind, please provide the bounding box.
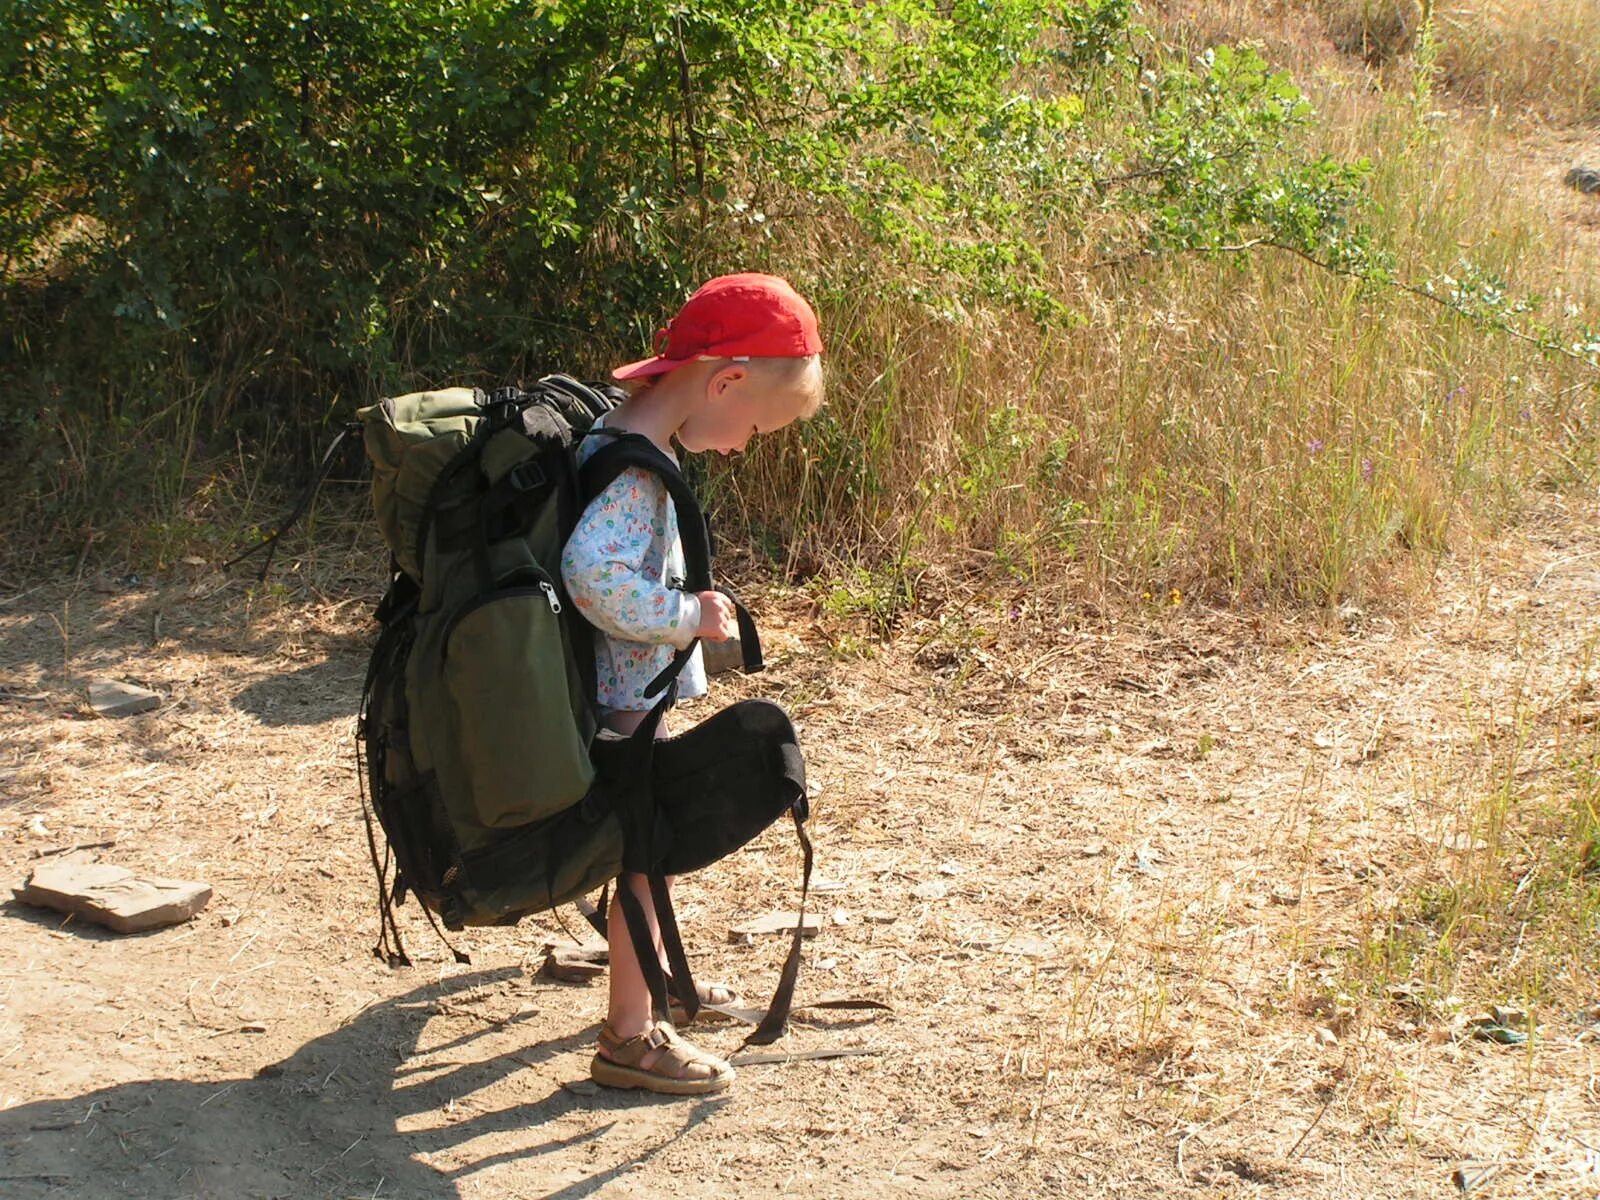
[439,570,565,657]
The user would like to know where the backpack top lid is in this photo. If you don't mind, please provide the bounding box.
[359,388,480,582]
[357,379,615,582]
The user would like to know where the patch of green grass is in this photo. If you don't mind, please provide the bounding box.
[1330,646,1600,1020]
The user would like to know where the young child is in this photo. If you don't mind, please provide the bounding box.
[560,273,825,1095]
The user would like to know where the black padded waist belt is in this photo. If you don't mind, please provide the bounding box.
[589,697,811,1043]
[652,699,807,875]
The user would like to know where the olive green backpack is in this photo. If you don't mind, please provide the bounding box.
[353,377,811,1038]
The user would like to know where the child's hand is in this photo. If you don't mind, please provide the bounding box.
[694,591,738,641]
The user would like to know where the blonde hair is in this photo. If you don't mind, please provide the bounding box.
[623,353,825,417]
[745,353,825,418]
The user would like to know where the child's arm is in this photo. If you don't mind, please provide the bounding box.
[560,468,704,648]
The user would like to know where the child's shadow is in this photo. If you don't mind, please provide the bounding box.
[0,968,720,1200]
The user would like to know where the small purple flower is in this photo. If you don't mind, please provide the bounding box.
[1361,457,1374,482]
[1447,385,1467,403]
[1519,407,1532,423]
[1307,438,1325,455]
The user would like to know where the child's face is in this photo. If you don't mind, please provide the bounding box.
[676,367,814,456]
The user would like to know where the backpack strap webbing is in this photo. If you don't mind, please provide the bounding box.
[578,432,765,692]
[577,432,808,1039]
[356,573,419,968]
[744,808,813,1046]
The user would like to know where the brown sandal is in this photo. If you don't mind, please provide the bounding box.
[591,1023,735,1095]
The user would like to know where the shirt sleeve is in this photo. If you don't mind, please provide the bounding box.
[560,467,700,649]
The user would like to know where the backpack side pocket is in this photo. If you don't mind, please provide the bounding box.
[440,580,595,830]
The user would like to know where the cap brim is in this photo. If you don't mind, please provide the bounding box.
[611,354,687,381]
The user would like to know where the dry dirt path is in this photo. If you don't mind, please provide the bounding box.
[1,485,1598,1200]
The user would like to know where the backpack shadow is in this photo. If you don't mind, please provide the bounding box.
[229,652,366,727]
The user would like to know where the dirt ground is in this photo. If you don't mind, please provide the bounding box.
[1,479,1597,1199]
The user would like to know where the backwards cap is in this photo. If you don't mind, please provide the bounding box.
[612,272,823,381]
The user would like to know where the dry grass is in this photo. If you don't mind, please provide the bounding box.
[722,73,1600,613]
[1431,0,1600,124]
[1164,1,1600,125]
[17,2,1599,620]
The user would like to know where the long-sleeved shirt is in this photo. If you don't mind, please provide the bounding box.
[560,422,707,711]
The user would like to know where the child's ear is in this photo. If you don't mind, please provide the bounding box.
[708,363,748,398]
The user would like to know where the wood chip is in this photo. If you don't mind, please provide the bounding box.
[1452,1162,1507,1194]
[993,937,1055,958]
[729,1046,878,1067]
[729,911,822,943]
[15,862,211,932]
[1490,1005,1527,1028]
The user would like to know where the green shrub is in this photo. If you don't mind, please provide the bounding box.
[0,0,1420,580]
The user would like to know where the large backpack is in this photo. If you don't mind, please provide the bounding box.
[352,376,811,1037]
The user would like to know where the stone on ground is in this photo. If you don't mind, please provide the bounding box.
[15,862,211,932]
[86,678,161,717]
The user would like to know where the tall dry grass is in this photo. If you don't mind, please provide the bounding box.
[1431,0,1600,124]
[1285,0,1600,124]
[1155,2,1600,125]
[722,77,1599,612]
[25,3,1597,618]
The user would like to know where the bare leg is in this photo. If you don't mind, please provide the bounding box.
[594,709,724,1085]
[605,872,662,1039]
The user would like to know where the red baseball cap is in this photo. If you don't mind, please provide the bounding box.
[612,273,824,381]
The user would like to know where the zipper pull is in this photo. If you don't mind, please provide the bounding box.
[540,580,563,613]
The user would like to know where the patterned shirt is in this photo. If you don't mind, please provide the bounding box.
[560,421,707,711]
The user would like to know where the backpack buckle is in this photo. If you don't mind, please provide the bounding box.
[506,460,547,494]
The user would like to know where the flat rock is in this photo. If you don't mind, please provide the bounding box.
[15,862,211,932]
[728,910,822,944]
[87,678,161,717]
[543,945,608,983]
[993,936,1056,958]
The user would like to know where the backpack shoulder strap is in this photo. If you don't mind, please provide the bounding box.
[578,432,712,589]
[576,433,763,692]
